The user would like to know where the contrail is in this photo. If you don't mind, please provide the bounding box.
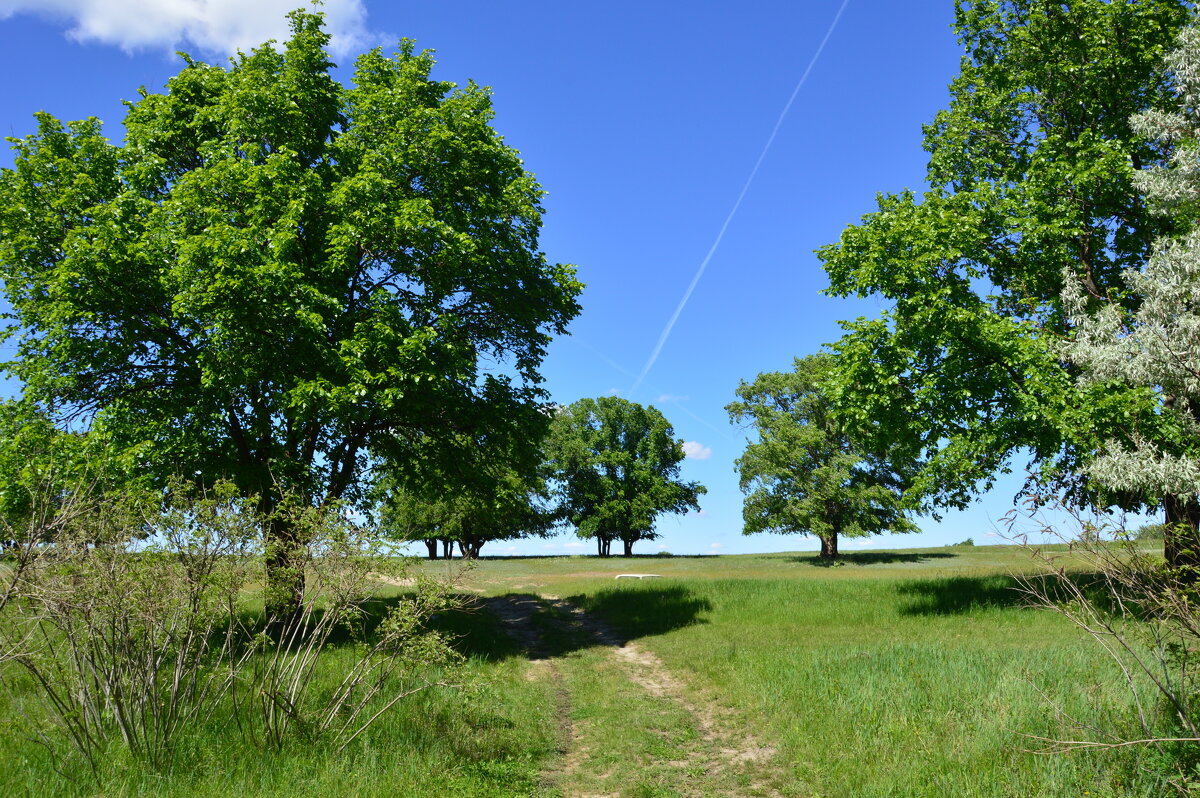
[575,338,738,440]
[627,0,852,398]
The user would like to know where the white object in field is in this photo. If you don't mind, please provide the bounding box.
[614,574,662,580]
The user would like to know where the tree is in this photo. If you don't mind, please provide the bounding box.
[546,397,704,557]
[1064,24,1200,569]
[0,400,150,553]
[376,454,558,559]
[727,354,917,559]
[816,1,1189,529]
[0,11,582,612]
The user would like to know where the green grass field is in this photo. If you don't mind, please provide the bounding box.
[0,544,1177,796]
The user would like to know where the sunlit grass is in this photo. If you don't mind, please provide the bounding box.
[0,544,1175,796]
[558,550,1167,797]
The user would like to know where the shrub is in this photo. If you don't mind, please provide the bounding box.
[0,480,463,775]
[1012,505,1200,794]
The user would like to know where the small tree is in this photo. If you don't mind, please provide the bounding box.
[546,397,704,557]
[726,354,916,559]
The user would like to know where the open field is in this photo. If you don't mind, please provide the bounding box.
[0,544,1174,796]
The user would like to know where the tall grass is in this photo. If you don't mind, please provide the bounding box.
[0,593,561,797]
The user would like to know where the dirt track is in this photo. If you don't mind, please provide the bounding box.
[479,593,784,797]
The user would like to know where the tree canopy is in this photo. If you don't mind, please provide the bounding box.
[727,354,917,559]
[0,11,582,606]
[546,397,704,557]
[817,0,1189,516]
[1065,24,1200,567]
[375,442,558,559]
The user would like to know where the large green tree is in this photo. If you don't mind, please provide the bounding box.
[546,397,704,557]
[817,0,1189,529]
[0,11,582,610]
[727,355,917,559]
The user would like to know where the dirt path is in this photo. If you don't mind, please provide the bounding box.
[480,593,783,798]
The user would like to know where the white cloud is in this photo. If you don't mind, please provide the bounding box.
[606,387,622,396]
[563,541,585,550]
[0,0,378,58]
[656,394,688,403]
[682,440,712,460]
[708,542,724,550]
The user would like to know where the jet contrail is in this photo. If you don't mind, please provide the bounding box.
[627,0,852,398]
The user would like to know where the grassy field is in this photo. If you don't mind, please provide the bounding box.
[0,544,1176,796]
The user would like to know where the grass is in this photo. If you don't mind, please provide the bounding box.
[0,544,1181,795]
[576,576,1152,796]
[0,589,561,797]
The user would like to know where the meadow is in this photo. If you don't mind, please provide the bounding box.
[0,544,1171,796]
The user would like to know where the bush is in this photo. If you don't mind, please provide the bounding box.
[0,480,464,775]
[1012,506,1200,794]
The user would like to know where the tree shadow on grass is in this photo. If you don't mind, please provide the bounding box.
[573,584,713,640]
[893,571,1120,616]
[894,575,1026,615]
[451,585,712,662]
[788,551,958,567]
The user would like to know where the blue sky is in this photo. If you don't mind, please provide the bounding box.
[0,0,1087,555]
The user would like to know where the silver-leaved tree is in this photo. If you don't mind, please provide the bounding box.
[1064,25,1200,569]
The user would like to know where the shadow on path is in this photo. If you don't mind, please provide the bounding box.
[470,585,711,661]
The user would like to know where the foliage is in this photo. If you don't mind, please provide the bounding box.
[0,10,582,608]
[1063,22,1200,567]
[816,0,1190,515]
[0,400,142,550]
[545,397,704,557]
[376,459,558,558]
[0,480,461,775]
[1015,26,1200,790]
[1135,523,1168,541]
[726,354,917,558]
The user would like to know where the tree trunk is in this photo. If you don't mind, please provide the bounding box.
[442,539,454,559]
[597,536,612,557]
[819,533,839,560]
[1164,494,1200,573]
[264,517,305,620]
[622,538,634,557]
[424,540,439,560]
